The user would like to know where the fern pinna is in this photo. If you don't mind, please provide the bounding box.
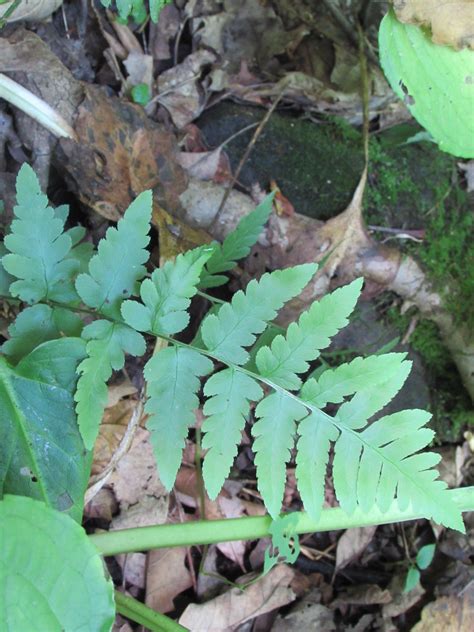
[0,164,464,533]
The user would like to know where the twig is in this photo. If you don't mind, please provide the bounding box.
[211,91,285,227]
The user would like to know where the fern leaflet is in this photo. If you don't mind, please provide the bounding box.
[0,243,13,296]
[75,320,145,449]
[122,246,213,335]
[145,346,213,490]
[75,191,152,319]
[200,194,274,288]
[301,353,408,408]
[200,263,317,365]
[2,305,83,363]
[252,392,308,518]
[2,164,77,304]
[256,278,362,389]
[202,368,263,498]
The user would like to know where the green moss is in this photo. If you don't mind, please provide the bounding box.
[386,307,473,443]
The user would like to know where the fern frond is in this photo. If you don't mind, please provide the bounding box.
[202,368,263,498]
[301,353,408,407]
[75,320,145,449]
[75,191,152,319]
[122,246,213,335]
[256,279,363,389]
[199,194,274,289]
[144,346,213,490]
[252,392,308,518]
[2,305,83,363]
[200,263,317,365]
[2,164,77,303]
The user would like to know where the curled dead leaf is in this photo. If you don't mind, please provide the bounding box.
[392,0,474,49]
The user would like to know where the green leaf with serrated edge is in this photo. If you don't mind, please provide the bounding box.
[295,410,339,522]
[263,513,300,574]
[404,566,421,593]
[145,346,213,490]
[2,304,83,364]
[301,353,407,408]
[0,495,115,631]
[245,324,283,373]
[200,193,274,289]
[2,164,78,304]
[122,246,213,335]
[416,544,436,570]
[0,339,89,522]
[379,10,474,158]
[0,243,13,295]
[252,391,308,519]
[256,278,363,390]
[201,263,317,365]
[202,368,263,499]
[75,321,145,450]
[76,190,152,319]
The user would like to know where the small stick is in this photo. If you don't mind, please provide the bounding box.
[211,89,285,227]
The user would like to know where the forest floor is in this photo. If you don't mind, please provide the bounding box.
[0,1,473,630]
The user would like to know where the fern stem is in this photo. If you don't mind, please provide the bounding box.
[114,591,186,632]
[90,486,474,556]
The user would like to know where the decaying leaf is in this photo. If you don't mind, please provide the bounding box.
[411,591,474,631]
[335,526,377,570]
[392,0,474,49]
[108,428,169,509]
[179,564,296,630]
[146,547,193,613]
[156,49,217,129]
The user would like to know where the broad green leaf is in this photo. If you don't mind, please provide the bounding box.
[2,164,77,303]
[201,263,317,365]
[416,543,435,570]
[145,346,213,490]
[404,566,421,593]
[295,410,339,521]
[379,10,474,158]
[200,194,274,288]
[75,321,145,450]
[0,495,114,631]
[252,392,308,518]
[202,368,263,498]
[256,278,363,389]
[76,190,152,319]
[2,304,83,363]
[0,339,89,522]
[301,353,408,408]
[122,246,213,335]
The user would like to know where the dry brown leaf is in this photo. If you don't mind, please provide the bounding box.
[108,428,168,508]
[177,148,232,183]
[156,50,217,129]
[107,381,137,409]
[146,548,193,613]
[393,0,474,49]
[335,526,377,570]
[179,565,296,630]
[59,85,187,221]
[333,584,392,607]
[123,51,154,93]
[411,591,474,631]
[92,399,137,476]
[272,603,335,631]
